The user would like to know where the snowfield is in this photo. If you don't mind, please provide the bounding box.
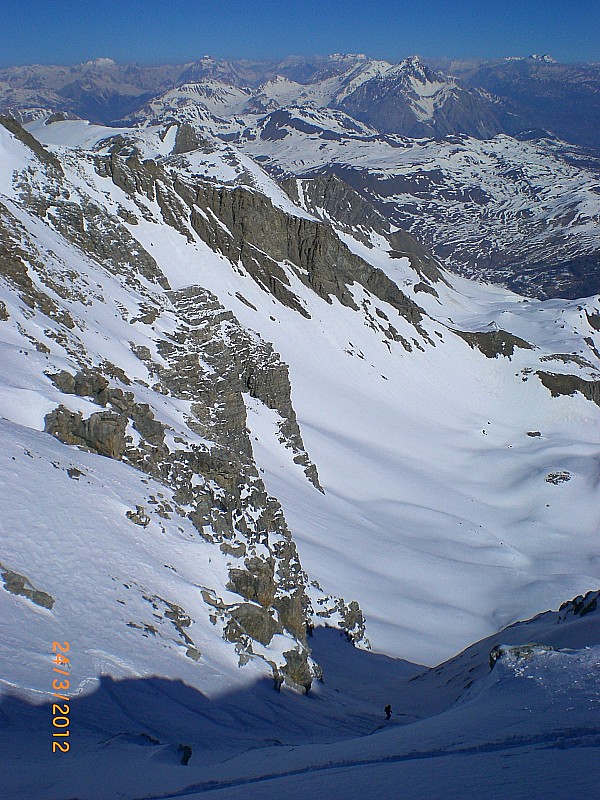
[0,113,598,798]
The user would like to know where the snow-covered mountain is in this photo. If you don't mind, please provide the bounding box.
[328,56,507,139]
[3,54,600,298]
[95,56,599,299]
[3,53,600,148]
[431,54,600,150]
[239,116,600,298]
[0,110,599,797]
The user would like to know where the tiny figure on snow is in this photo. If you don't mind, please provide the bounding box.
[384,704,392,720]
[178,744,192,766]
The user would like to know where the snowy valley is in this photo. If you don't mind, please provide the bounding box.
[0,54,599,799]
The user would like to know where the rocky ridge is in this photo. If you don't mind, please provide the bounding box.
[0,117,372,691]
[1,114,600,689]
[5,54,600,298]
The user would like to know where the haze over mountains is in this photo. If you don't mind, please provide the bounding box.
[0,50,599,799]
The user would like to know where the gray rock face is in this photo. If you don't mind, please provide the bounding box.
[159,285,322,491]
[281,174,444,288]
[45,405,128,460]
[173,179,427,333]
[455,329,535,359]
[537,371,600,408]
[227,603,283,647]
[281,648,314,693]
[93,127,430,336]
[0,562,54,609]
[172,123,206,155]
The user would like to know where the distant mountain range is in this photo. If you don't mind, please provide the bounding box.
[2,53,599,297]
[2,53,600,147]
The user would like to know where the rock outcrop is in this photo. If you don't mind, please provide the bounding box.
[173,178,428,333]
[281,174,444,287]
[0,562,55,609]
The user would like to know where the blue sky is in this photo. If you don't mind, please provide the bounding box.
[1,0,598,66]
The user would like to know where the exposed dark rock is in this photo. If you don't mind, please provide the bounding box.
[570,592,598,617]
[537,371,600,407]
[45,112,72,125]
[172,123,205,155]
[228,557,277,607]
[546,471,571,485]
[314,595,368,644]
[456,329,535,358]
[586,311,600,332]
[0,562,54,609]
[50,368,108,402]
[159,285,322,491]
[0,115,63,174]
[173,180,427,331]
[95,137,159,199]
[126,505,151,527]
[281,648,313,693]
[95,140,192,244]
[117,206,138,224]
[227,602,283,646]
[48,368,166,449]
[334,61,503,139]
[178,744,193,766]
[45,405,128,460]
[0,299,8,320]
[413,281,438,296]
[98,139,429,337]
[540,352,596,369]
[340,600,366,642]
[281,174,444,286]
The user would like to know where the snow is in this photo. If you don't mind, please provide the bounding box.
[239,126,600,289]
[0,110,599,799]
[1,584,598,798]
[7,117,598,666]
[147,81,255,118]
[209,247,600,664]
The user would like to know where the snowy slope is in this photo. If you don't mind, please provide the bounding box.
[12,116,600,665]
[0,114,599,798]
[2,587,598,799]
[240,125,600,297]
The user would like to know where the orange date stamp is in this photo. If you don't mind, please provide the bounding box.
[51,641,71,753]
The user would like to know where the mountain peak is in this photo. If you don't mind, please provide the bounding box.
[83,57,116,68]
[328,53,368,61]
[388,55,438,85]
[529,53,557,63]
[399,54,428,76]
